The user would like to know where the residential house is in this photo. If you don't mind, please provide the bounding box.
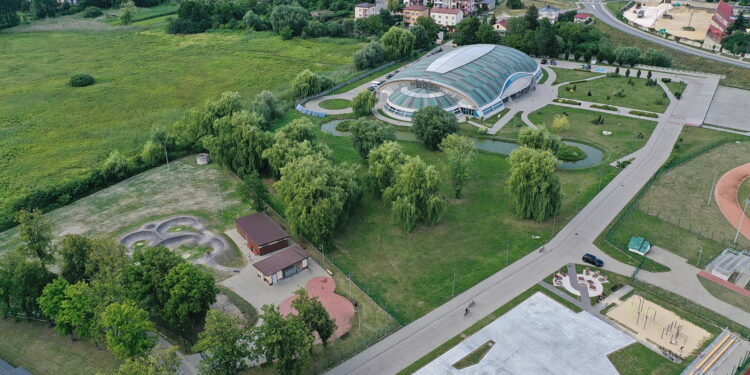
[431,7,464,28]
[494,18,509,33]
[235,213,290,256]
[574,13,591,23]
[252,246,310,285]
[478,0,496,11]
[355,3,381,19]
[403,4,430,26]
[539,5,560,23]
[705,0,734,49]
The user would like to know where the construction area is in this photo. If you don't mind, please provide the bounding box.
[623,2,714,41]
[606,294,712,359]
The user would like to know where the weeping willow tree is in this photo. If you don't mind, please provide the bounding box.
[384,156,446,232]
[507,147,561,222]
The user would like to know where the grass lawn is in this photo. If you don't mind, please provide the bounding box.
[539,68,550,84]
[558,76,670,112]
[698,276,750,314]
[495,111,525,137]
[398,284,582,375]
[318,98,351,110]
[665,80,687,96]
[605,1,631,17]
[593,20,750,90]
[550,67,601,84]
[324,131,616,322]
[0,319,119,375]
[452,340,495,369]
[0,27,361,217]
[527,105,657,162]
[609,343,683,375]
[738,177,750,204]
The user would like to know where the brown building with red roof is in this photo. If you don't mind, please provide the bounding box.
[253,245,309,285]
[235,213,290,256]
[403,4,429,26]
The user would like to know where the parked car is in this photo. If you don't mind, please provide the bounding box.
[368,85,378,92]
[371,80,384,86]
[582,253,604,267]
[386,73,394,79]
[550,59,557,66]
[540,59,548,64]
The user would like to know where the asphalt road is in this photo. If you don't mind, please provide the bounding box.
[582,0,750,69]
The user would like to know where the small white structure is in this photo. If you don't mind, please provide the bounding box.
[354,2,381,19]
[539,5,560,23]
[706,248,750,282]
[196,153,210,165]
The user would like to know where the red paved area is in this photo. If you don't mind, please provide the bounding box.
[715,163,750,241]
[279,277,355,342]
[698,271,750,298]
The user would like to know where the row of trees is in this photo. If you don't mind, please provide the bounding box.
[450,8,671,67]
[353,17,440,70]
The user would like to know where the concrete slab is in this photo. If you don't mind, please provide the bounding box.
[705,86,750,131]
[414,292,634,375]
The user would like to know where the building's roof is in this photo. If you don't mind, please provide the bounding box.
[479,0,494,4]
[404,4,428,10]
[355,2,376,7]
[235,213,289,246]
[253,245,309,276]
[385,44,538,108]
[497,19,509,27]
[628,236,651,254]
[574,13,590,18]
[431,7,462,14]
[387,85,460,111]
[540,5,560,11]
[716,0,733,20]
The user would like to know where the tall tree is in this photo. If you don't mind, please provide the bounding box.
[387,0,399,12]
[248,91,283,130]
[380,26,415,61]
[353,42,386,70]
[0,0,21,29]
[519,126,561,152]
[383,156,445,231]
[453,16,480,45]
[162,263,218,342]
[524,5,539,30]
[119,0,135,25]
[194,310,255,375]
[125,246,183,316]
[202,110,271,177]
[269,5,309,35]
[252,305,313,375]
[100,301,157,360]
[173,91,242,147]
[350,119,396,159]
[367,141,406,196]
[411,25,432,50]
[476,23,501,44]
[291,69,333,99]
[0,251,56,319]
[416,16,439,40]
[38,278,73,335]
[534,19,559,57]
[242,171,268,212]
[58,281,100,341]
[290,288,337,346]
[351,90,378,117]
[16,209,55,265]
[614,46,641,66]
[275,154,361,244]
[439,134,476,199]
[106,347,181,375]
[507,147,561,222]
[412,106,459,150]
[59,234,96,284]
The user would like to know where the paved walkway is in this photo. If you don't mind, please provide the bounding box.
[325,67,746,375]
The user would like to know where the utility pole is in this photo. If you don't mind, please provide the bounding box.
[696,247,703,268]
[452,271,456,296]
[734,199,750,244]
[505,240,511,266]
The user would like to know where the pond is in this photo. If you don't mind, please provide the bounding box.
[321,121,604,170]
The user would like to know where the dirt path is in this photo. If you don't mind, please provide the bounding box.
[714,163,750,241]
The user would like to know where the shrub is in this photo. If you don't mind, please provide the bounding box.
[353,42,386,70]
[674,91,682,99]
[335,120,353,132]
[591,104,617,111]
[82,6,102,17]
[661,77,672,83]
[280,26,293,40]
[629,110,659,118]
[556,143,585,161]
[552,98,581,105]
[591,114,605,125]
[70,73,95,87]
[613,88,625,98]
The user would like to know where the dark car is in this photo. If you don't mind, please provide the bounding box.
[550,59,557,66]
[367,85,378,92]
[582,253,604,267]
[540,59,548,64]
[386,73,395,79]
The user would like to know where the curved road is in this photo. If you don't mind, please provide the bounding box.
[583,0,750,69]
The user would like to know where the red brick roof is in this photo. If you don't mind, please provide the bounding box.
[235,213,289,246]
[716,0,733,20]
[431,7,462,14]
[574,13,591,18]
[404,4,428,11]
[496,19,509,27]
[252,245,309,276]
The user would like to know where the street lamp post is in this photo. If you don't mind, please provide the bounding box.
[733,198,750,244]
[696,247,703,268]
